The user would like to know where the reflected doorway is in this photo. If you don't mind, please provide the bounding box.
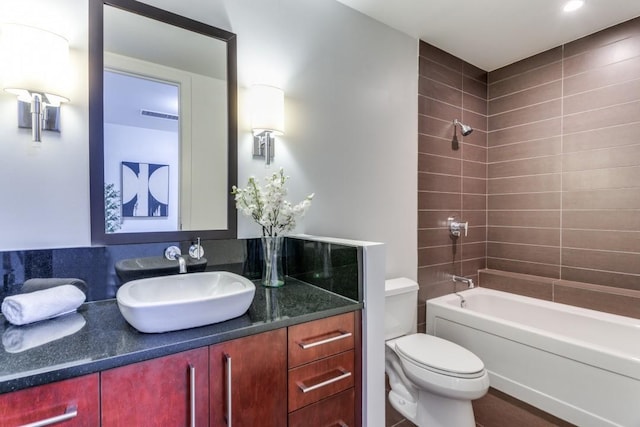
[103,70,180,233]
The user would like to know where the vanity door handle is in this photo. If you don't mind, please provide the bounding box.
[19,405,78,427]
[189,364,196,427]
[297,368,351,393]
[298,330,352,349]
[225,353,232,427]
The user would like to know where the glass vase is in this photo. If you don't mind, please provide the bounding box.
[261,236,285,287]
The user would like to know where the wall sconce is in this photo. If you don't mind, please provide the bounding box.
[250,85,284,166]
[0,23,70,143]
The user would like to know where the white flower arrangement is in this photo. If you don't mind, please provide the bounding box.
[232,168,314,237]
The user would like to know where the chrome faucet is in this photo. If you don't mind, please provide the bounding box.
[448,217,469,237]
[452,275,474,308]
[188,237,204,260]
[177,256,187,274]
[452,275,475,289]
[165,246,187,274]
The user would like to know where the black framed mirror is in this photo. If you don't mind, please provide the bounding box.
[89,0,237,245]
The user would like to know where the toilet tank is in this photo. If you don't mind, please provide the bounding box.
[385,278,419,340]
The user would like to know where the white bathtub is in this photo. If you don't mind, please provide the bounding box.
[426,287,640,427]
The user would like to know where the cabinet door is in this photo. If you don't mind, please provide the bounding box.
[0,374,99,426]
[101,347,208,426]
[210,328,287,427]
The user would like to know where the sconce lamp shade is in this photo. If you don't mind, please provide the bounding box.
[0,23,70,102]
[250,84,284,136]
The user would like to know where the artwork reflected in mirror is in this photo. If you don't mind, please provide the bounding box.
[90,0,237,245]
[121,162,170,218]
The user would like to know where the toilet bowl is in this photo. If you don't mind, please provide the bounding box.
[384,278,489,427]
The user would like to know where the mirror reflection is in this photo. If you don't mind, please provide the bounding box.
[90,0,237,244]
[103,70,179,232]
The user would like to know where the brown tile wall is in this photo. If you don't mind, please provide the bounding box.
[479,269,640,319]
[409,17,640,427]
[487,17,640,292]
[417,41,488,333]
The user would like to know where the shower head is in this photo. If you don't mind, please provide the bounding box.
[453,119,473,136]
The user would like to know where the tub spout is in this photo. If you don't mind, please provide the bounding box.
[452,275,475,289]
[455,292,467,308]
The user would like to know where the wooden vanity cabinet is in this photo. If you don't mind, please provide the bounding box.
[100,347,209,426]
[287,311,359,427]
[0,374,99,426]
[0,311,360,427]
[209,328,287,427]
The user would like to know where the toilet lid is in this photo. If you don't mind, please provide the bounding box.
[394,334,485,378]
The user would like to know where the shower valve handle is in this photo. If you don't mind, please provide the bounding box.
[448,217,468,237]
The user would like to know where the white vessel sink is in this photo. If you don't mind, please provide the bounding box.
[116,271,256,333]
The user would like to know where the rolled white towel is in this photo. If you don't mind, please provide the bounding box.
[22,278,87,295]
[1,285,86,326]
[2,312,86,353]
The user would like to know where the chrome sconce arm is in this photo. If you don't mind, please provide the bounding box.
[12,90,67,142]
[1,23,71,143]
[250,85,284,166]
[253,131,276,166]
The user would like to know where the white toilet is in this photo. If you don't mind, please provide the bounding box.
[385,278,490,427]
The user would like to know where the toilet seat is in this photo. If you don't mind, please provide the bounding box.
[394,334,485,379]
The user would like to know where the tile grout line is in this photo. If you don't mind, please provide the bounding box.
[461,68,465,275]
[486,72,489,275]
[559,43,564,287]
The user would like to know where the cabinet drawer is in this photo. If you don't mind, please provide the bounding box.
[288,388,355,427]
[0,374,99,427]
[288,350,354,411]
[288,312,355,368]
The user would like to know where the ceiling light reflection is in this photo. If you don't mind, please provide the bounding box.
[563,0,585,13]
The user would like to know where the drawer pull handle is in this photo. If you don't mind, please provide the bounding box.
[298,368,351,393]
[225,353,232,427]
[299,331,352,349]
[19,405,78,427]
[189,364,196,427]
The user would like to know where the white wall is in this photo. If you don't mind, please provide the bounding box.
[0,0,90,250]
[0,0,418,280]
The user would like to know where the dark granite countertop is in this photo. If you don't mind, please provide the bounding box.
[0,278,361,394]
